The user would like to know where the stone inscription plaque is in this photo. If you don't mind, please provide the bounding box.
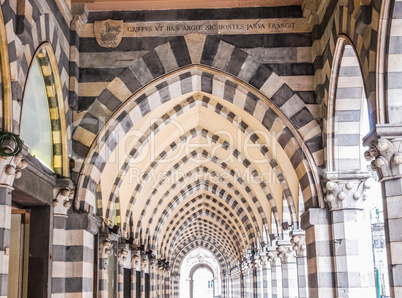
[83,18,312,39]
[124,18,312,37]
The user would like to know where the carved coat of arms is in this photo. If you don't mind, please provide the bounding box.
[94,19,124,48]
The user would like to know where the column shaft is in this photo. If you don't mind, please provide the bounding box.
[331,208,375,297]
[301,208,335,297]
[0,188,11,298]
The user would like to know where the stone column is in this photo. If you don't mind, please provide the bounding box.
[291,231,308,298]
[117,246,129,298]
[51,183,73,297]
[247,258,256,297]
[0,151,26,297]
[277,243,298,298]
[268,248,282,298]
[255,257,263,298]
[141,256,149,298]
[324,176,376,297]
[171,274,180,298]
[150,259,157,298]
[260,255,272,298]
[131,253,140,298]
[99,240,113,298]
[221,272,227,298]
[164,269,170,298]
[301,208,335,297]
[365,138,402,297]
[241,262,248,297]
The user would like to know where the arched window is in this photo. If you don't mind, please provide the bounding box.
[19,44,68,176]
[20,56,53,169]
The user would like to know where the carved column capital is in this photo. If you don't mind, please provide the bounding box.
[290,233,307,257]
[118,247,129,266]
[323,179,371,210]
[267,250,281,266]
[141,256,149,272]
[365,138,402,181]
[0,153,27,188]
[277,245,296,264]
[259,254,270,269]
[100,240,113,269]
[53,187,74,216]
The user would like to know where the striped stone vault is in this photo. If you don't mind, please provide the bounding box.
[0,0,401,297]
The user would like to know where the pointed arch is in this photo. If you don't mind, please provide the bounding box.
[20,43,69,176]
[327,36,370,173]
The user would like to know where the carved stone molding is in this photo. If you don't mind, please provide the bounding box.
[290,233,307,258]
[365,138,402,181]
[277,245,296,264]
[0,153,27,188]
[324,179,371,210]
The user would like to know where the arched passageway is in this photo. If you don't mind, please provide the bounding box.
[0,0,401,297]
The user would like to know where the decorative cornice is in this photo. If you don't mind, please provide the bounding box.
[365,138,402,181]
[323,179,371,210]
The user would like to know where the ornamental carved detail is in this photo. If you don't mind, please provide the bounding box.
[324,179,371,210]
[365,138,402,181]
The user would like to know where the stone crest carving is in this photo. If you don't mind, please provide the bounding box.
[94,19,123,48]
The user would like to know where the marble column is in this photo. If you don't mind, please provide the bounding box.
[291,231,308,298]
[324,176,376,297]
[365,138,402,297]
[277,243,298,298]
[268,248,282,298]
